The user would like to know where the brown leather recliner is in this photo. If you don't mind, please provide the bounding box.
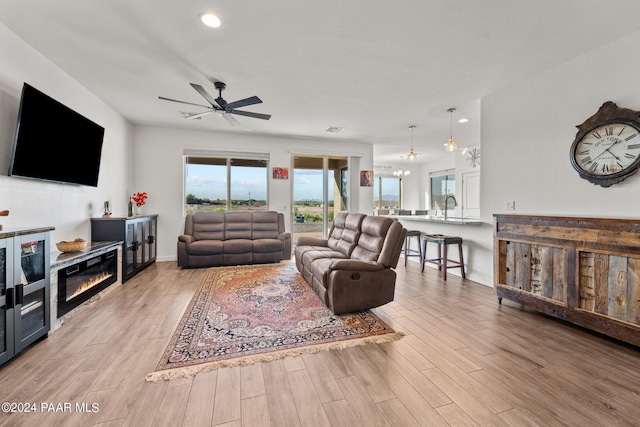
[295,212,406,314]
[178,211,291,267]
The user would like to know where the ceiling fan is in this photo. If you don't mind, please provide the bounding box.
[159,82,271,126]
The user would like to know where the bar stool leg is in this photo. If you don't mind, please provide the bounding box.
[437,244,442,272]
[421,239,427,272]
[458,243,466,279]
[442,243,448,281]
[404,236,409,266]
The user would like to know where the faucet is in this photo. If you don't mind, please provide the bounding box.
[444,195,458,220]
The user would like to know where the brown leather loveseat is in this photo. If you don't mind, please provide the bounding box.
[178,211,291,267]
[295,212,406,314]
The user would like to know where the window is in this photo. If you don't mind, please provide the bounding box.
[430,172,455,211]
[373,176,400,209]
[185,155,268,214]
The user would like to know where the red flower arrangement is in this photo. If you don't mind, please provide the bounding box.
[132,191,148,207]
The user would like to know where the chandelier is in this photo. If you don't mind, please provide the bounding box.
[444,107,458,152]
[393,156,410,177]
[407,125,417,160]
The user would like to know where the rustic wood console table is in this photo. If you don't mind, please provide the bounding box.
[494,214,640,347]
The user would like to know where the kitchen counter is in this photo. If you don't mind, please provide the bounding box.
[389,215,483,225]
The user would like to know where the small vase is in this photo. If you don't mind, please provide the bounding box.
[135,206,142,216]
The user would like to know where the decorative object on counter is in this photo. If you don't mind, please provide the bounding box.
[132,191,147,207]
[102,201,112,217]
[569,101,640,187]
[466,147,481,168]
[56,238,87,253]
[0,209,8,231]
[444,107,458,152]
[128,197,133,217]
[406,125,418,160]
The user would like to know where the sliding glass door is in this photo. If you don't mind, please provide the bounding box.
[292,155,348,244]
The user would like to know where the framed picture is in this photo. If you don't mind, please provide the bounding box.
[272,167,289,179]
[360,170,373,187]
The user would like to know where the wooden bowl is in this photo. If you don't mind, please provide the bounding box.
[56,238,87,253]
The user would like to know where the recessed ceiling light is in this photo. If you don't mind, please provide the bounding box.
[200,12,221,28]
[458,118,469,123]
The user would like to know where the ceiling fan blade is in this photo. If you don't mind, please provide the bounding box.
[221,112,240,126]
[159,96,211,109]
[184,110,214,120]
[190,83,218,107]
[225,96,262,111]
[230,110,271,120]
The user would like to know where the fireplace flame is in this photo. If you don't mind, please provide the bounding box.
[67,271,113,301]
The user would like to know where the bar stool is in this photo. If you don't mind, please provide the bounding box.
[403,230,423,266]
[421,234,465,280]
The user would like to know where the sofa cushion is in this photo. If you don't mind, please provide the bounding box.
[351,216,394,262]
[189,240,224,255]
[224,239,253,254]
[251,211,281,239]
[225,212,252,240]
[192,212,225,241]
[253,238,284,253]
[327,213,364,256]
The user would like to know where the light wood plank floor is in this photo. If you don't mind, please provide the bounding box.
[1,259,640,426]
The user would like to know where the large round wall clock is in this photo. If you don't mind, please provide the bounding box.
[570,101,640,187]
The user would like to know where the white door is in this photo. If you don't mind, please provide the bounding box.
[462,171,480,218]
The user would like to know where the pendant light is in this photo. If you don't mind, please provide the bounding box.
[393,156,410,177]
[444,108,458,152]
[407,125,418,160]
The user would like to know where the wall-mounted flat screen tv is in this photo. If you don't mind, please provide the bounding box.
[9,83,105,187]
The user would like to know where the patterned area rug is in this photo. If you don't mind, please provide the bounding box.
[146,262,401,381]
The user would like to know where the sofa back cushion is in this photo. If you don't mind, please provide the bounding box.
[191,212,225,241]
[225,212,252,240]
[351,216,394,262]
[251,211,281,239]
[327,212,365,256]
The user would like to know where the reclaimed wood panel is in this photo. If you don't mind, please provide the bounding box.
[593,253,609,315]
[530,245,543,296]
[579,252,595,311]
[628,258,640,325]
[608,256,628,321]
[540,246,553,299]
[514,242,531,292]
[552,248,567,303]
[505,241,515,288]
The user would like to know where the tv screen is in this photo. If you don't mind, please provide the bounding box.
[9,83,105,187]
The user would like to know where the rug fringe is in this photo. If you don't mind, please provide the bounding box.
[145,331,404,382]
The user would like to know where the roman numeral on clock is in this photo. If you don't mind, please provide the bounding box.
[625,153,636,159]
[628,143,640,149]
[625,133,638,141]
[589,162,599,172]
[581,156,592,165]
[592,131,602,140]
[578,150,590,155]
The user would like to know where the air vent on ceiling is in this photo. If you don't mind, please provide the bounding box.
[326,127,344,133]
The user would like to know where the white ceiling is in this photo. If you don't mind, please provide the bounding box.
[3,0,640,165]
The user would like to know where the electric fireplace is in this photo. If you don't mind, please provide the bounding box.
[57,249,117,317]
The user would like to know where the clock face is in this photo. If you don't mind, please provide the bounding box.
[572,122,640,177]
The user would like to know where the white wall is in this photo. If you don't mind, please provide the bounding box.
[0,24,133,245]
[132,125,374,261]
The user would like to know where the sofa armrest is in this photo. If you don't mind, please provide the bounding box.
[329,259,385,272]
[279,232,292,259]
[296,236,328,247]
[178,234,195,244]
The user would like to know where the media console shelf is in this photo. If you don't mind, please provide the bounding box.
[494,214,640,347]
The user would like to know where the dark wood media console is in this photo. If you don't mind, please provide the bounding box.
[494,214,640,347]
